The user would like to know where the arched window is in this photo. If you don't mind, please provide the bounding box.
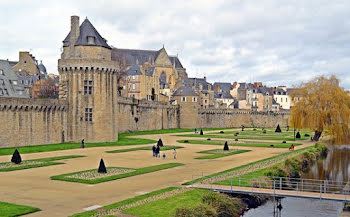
[159,71,167,89]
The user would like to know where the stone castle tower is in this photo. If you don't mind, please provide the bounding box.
[58,16,119,142]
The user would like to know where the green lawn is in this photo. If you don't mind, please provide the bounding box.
[106,145,184,153]
[0,155,85,172]
[176,133,309,141]
[178,139,301,148]
[0,133,156,156]
[182,146,312,185]
[51,163,184,184]
[0,128,237,156]
[71,187,180,217]
[123,189,209,217]
[195,149,250,159]
[0,201,40,216]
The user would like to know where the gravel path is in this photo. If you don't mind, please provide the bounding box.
[67,168,135,180]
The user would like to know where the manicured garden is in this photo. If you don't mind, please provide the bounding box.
[176,127,312,141]
[178,139,302,148]
[51,163,184,184]
[0,201,40,216]
[183,146,313,185]
[106,145,183,153]
[0,155,85,172]
[195,149,250,159]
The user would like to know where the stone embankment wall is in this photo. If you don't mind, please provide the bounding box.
[0,98,68,147]
[117,97,180,132]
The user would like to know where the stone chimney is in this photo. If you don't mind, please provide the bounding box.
[70,16,80,46]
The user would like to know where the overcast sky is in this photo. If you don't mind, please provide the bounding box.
[1,0,349,89]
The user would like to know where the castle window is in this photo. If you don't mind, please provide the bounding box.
[85,108,93,121]
[132,83,136,90]
[181,97,186,102]
[0,69,4,75]
[84,80,93,95]
[87,36,95,45]
[192,97,197,102]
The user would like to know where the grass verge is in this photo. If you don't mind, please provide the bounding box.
[195,149,250,159]
[106,145,184,153]
[71,187,179,217]
[178,139,301,148]
[51,163,184,184]
[123,189,209,217]
[0,201,40,216]
[0,155,84,172]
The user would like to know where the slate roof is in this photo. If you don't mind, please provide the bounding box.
[214,92,234,99]
[123,65,142,76]
[0,60,28,98]
[63,18,111,49]
[173,86,198,96]
[184,77,211,90]
[112,48,184,69]
[213,82,232,92]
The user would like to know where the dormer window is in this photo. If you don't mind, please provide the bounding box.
[87,36,95,45]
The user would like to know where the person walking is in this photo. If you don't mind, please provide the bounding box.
[81,139,85,149]
[152,145,156,157]
[156,145,160,158]
[173,149,177,159]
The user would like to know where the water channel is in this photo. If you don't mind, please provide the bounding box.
[243,145,350,217]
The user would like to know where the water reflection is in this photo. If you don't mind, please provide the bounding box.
[303,145,350,183]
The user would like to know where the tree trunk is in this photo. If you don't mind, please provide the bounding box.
[313,130,322,141]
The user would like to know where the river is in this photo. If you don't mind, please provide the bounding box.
[243,145,350,217]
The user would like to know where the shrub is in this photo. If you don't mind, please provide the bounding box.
[253,128,257,131]
[304,134,310,137]
[157,139,164,147]
[200,129,204,135]
[265,166,287,178]
[98,158,107,173]
[282,141,286,143]
[223,141,229,151]
[263,130,267,134]
[220,131,224,134]
[11,149,22,164]
[235,139,238,141]
[275,124,282,133]
[284,158,301,178]
[202,192,244,217]
[184,140,189,143]
[207,138,211,141]
[270,144,274,147]
[296,132,301,139]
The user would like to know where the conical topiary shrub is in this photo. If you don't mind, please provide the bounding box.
[11,149,22,164]
[157,139,164,147]
[296,132,301,139]
[275,124,282,133]
[98,158,107,173]
[200,129,203,135]
[241,126,245,131]
[223,141,229,151]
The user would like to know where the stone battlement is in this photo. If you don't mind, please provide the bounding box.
[0,97,68,111]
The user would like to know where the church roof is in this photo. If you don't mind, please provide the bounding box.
[112,48,184,69]
[63,18,111,49]
[124,65,142,76]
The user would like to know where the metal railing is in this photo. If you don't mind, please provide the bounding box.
[191,174,350,201]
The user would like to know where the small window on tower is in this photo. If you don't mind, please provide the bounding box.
[84,80,93,95]
[85,108,93,122]
[87,36,95,45]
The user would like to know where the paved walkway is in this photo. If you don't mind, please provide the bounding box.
[0,130,314,216]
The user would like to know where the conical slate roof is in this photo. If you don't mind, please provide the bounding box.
[63,18,111,49]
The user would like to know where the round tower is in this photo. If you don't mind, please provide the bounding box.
[58,16,119,143]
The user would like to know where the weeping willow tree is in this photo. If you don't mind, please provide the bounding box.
[290,75,350,144]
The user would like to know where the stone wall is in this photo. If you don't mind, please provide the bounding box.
[117,97,179,132]
[197,109,290,128]
[0,98,68,147]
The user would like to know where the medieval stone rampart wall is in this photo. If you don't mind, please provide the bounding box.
[0,98,68,147]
